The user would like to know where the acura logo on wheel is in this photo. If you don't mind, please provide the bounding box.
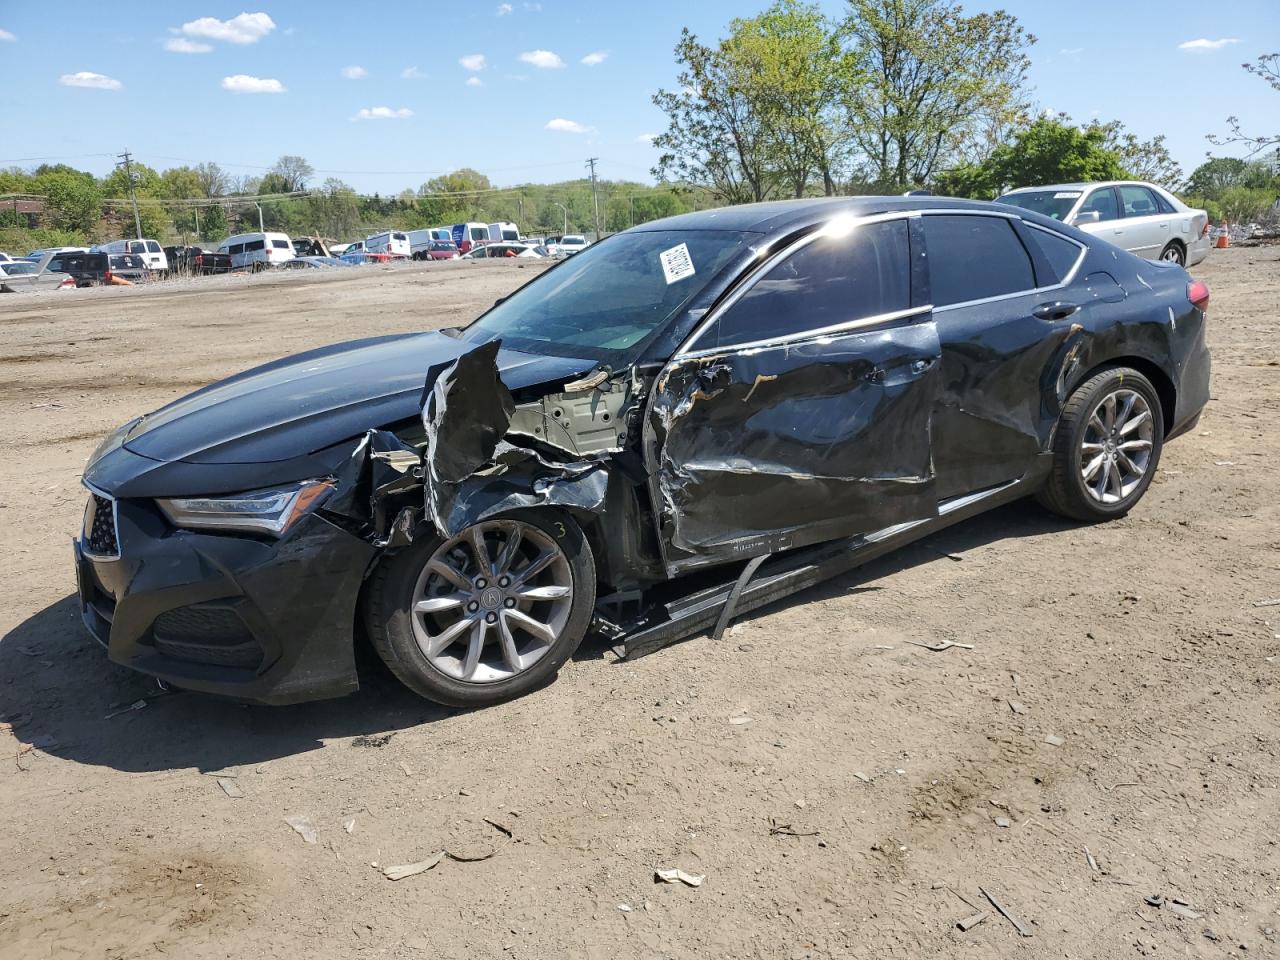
[481,587,503,609]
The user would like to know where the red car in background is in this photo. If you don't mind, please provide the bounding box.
[425,241,460,261]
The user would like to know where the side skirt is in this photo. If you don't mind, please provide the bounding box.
[620,475,1034,660]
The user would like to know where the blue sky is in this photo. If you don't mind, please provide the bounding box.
[1,0,1276,194]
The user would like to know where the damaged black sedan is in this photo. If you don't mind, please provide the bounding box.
[75,197,1211,707]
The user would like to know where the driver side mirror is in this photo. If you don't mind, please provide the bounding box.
[1071,210,1101,226]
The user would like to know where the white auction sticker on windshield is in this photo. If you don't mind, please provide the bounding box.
[1053,191,1082,199]
[659,243,696,284]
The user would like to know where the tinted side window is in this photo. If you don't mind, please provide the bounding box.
[705,218,911,348]
[229,243,245,255]
[247,240,266,251]
[1025,227,1084,284]
[1118,185,1160,217]
[923,215,1035,307]
[1154,192,1176,215]
[1079,188,1119,222]
[146,241,161,253]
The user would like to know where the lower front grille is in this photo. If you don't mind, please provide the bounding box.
[152,606,263,670]
[83,492,119,557]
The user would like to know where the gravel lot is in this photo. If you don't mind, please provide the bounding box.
[0,248,1277,959]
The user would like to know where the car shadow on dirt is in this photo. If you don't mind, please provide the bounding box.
[0,596,455,775]
[573,498,1080,662]
[2,500,1074,775]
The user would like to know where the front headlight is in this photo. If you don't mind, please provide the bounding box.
[156,480,334,536]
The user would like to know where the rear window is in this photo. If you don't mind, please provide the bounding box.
[1025,226,1084,284]
[923,215,1036,307]
[430,242,456,250]
[146,241,161,253]
[472,227,489,242]
[272,239,290,249]
[997,190,1080,221]
[393,233,407,241]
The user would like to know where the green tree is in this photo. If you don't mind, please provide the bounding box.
[652,28,778,202]
[194,162,230,198]
[1185,157,1277,198]
[1218,185,1275,223]
[201,203,228,242]
[724,1,852,196]
[935,117,1126,198]
[840,0,1035,190]
[1085,119,1181,188]
[31,166,102,232]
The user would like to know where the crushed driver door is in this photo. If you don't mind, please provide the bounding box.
[645,215,941,576]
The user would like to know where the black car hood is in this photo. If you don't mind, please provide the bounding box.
[122,331,596,464]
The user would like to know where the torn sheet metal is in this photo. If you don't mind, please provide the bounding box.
[418,341,619,539]
[648,320,942,573]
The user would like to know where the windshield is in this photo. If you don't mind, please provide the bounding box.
[458,229,752,364]
[997,190,1082,221]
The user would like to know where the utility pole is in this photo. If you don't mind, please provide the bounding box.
[585,157,601,241]
[254,202,264,232]
[116,148,143,239]
[553,202,568,236]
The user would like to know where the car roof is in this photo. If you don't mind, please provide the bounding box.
[631,195,1010,236]
[1000,180,1163,194]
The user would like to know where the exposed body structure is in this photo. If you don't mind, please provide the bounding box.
[76,197,1211,706]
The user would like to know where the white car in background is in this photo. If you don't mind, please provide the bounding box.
[558,234,589,255]
[997,180,1211,267]
[95,239,169,275]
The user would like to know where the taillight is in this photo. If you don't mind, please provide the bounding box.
[1200,219,1210,238]
[1188,279,1210,311]
[195,254,203,265]
[59,277,75,288]
[104,270,112,282]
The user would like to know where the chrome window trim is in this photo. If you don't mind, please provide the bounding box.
[678,304,934,359]
[81,480,121,562]
[676,210,919,358]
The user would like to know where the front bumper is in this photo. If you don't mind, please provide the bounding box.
[74,491,377,705]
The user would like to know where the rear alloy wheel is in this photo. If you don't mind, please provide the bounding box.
[1036,366,1165,522]
[366,510,595,707]
[1159,242,1185,266]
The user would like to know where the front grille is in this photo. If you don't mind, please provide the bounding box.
[152,605,263,670]
[84,492,119,557]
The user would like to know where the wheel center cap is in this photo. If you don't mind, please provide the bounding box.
[480,587,504,609]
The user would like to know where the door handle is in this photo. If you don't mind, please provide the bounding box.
[1033,301,1080,322]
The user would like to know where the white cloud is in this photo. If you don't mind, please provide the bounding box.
[466,76,483,87]
[497,3,513,14]
[221,74,285,94]
[581,50,608,66]
[459,53,486,72]
[1059,47,1083,56]
[520,49,565,69]
[545,117,592,134]
[164,37,212,53]
[354,106,413,121]
[401,65,424,80]
[0,28,17,42]
[341,65,367,79]
[59,72,122,90]
[1178,37,1240,52]
[180,12,276,45]
[636,133,658,143]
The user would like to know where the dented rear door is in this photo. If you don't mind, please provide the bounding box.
[646,215,941,576]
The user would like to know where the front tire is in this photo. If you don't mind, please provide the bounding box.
[365,509,596,707]
[1037,366,1164,522]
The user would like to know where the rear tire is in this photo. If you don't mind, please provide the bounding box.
[1159,241,1185,266]
[364,509,596,708]
[1036,366,1165,522]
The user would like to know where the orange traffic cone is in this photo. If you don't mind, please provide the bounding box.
[1216,220,1230,249]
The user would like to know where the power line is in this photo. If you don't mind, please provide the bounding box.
[585,157,601,242]
[116,149,143,240]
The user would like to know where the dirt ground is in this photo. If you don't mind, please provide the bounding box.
[0,248,1277,960]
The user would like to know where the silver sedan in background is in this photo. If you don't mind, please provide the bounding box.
[0,252,76,292]
[997,180,1211,267]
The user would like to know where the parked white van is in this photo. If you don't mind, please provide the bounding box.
[406,228,455,259]
[364,230,410,257]
[487,221,520,244]
[215,232,294,270]
[95,239,168,274]
[450,222,490,254]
